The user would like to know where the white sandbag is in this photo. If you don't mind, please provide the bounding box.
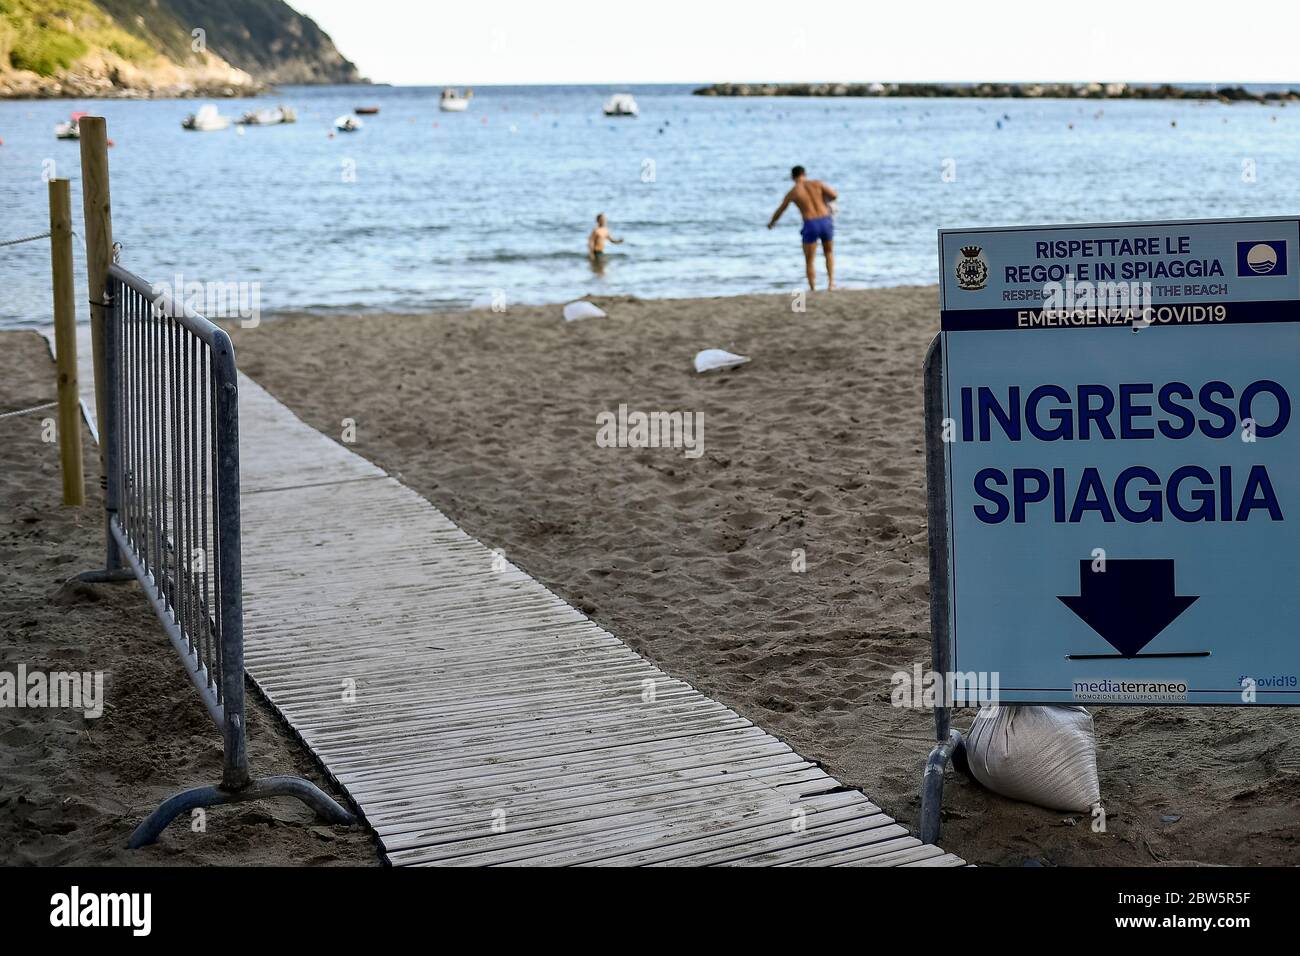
[693,348,750,373]
[964,704,1100,812]
[563,300,606,321]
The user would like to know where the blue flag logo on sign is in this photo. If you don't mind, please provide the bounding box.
[1237,240,1287,276]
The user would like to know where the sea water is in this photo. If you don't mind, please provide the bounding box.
[1,83,1298,329]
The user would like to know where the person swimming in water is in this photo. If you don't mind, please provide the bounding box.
[767,166,838,291]
[588,212,623,261]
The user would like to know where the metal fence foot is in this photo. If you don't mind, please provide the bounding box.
[127,775,356,849]
[919,729,964,845]
[127,784,229,848]
[243,775,356,826]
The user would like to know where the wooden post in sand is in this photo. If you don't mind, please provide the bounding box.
[77,116,113,476]
[48,178,84,506]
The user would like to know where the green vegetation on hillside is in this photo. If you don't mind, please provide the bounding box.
[1,0,360,92]
[0,0,153,76]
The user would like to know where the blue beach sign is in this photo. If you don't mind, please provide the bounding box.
[937,217,1300,705]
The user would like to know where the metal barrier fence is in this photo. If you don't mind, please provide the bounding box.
[85,263,355,847]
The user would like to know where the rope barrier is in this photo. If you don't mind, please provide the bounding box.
[0,400,58,420]
[0,231,51,247]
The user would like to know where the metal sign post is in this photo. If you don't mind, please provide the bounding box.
[919,216,1300,842]
[920,334,963,845]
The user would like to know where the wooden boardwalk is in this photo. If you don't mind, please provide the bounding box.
[55,326,963,866]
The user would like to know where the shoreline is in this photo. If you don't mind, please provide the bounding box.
[0,79,373,101]
[0,87,266,101]
[249,284,938,326]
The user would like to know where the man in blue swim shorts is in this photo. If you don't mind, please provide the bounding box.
[767,165,838,291]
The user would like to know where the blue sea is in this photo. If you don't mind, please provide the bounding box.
[2,83,1299,329]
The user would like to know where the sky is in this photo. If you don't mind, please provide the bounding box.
[292,0,1300,87]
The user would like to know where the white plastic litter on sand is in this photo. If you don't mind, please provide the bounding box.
[563,300,606,321]
[693,349,750,373]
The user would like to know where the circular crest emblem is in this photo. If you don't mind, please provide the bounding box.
[956,246,989,291]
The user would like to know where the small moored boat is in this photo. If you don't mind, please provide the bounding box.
[237,105,297,126]
[334,115,363,132]
[439,88,472,112]
[182,104,231,131]
[354,105,380,115]
[603,93,639,117]
[54,111,87,140]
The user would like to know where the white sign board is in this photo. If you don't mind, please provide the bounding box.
[938,218,1300,704]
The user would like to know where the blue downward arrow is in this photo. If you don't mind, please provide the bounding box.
[1057,559,1199,658]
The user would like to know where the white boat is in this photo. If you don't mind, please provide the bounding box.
[334,115,363,132]
[439,88,472,112]
[603,93,639,117]
[237,105,296,126]
[54,111,86,140]
[182,104,231,131]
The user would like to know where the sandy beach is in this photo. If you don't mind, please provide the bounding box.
[225,286,1300,867]
[0,331,379,866]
